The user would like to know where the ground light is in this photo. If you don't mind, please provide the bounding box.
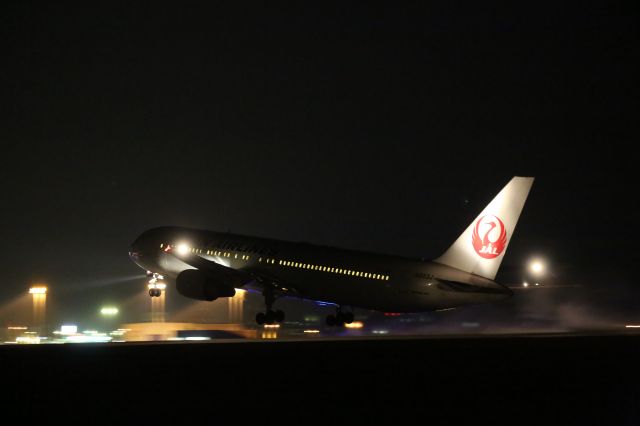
[100,307,119,316]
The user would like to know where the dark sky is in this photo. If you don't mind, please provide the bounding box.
[1,2,637,325]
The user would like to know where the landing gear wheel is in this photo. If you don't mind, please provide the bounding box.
[274,310,285,323]
[256,312,266,325]
[343,312,354,324]
[265,310,276,324]
[149,289,155,297]
[335,312,347,326]
[326,315,336,326]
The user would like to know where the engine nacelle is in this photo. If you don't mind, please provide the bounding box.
[176,269,237,301]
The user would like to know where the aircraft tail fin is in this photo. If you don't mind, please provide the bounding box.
[434,176,534,281]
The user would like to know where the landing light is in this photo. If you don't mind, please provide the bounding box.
[176,243,191,256]
[29,286,47,294]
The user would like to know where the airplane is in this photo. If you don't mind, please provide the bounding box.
[129,176,534,326]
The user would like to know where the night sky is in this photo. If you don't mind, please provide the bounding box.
[1,3,637,326]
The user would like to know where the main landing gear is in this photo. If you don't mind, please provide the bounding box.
[326,308,354,327]
[255,287,285,325]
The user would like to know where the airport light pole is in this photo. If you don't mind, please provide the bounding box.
[29,286,47,336]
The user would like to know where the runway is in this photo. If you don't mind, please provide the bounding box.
[2,332,639,424]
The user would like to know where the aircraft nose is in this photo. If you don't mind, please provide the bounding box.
[129,236,144,261]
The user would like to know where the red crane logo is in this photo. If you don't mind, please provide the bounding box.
[472,215,507,259]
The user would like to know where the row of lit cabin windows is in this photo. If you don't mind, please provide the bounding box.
[260,258,390,281]
[160,244,390,281]
[160,244,251,260]
[211,251,250,260]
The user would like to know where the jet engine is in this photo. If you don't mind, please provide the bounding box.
[176,269,237,301]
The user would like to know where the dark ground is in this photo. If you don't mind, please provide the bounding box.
[3,334,639,425]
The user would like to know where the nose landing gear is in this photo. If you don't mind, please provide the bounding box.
[147,273,166,298]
